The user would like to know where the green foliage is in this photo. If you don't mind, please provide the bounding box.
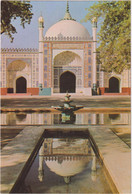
[82,1,131,73]
[1,1,33,42]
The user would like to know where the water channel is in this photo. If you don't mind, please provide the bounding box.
[15,129,116,193]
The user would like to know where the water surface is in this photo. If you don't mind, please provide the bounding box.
[18,131,114,193]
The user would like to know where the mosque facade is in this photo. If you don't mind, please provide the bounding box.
[1,3,131,96]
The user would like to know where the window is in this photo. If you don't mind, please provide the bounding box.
[44,43,47,47]
[44,50,47,55]
[88,65,91,71]
[88,73,91,78]
[44,73,47,78]
[88,57,91,63]
[88,81,91,87]
[88,50,91,55]
[88,43,91,48]
[44,65,47,71]
[44,81,47,87]
[44,57,47,64]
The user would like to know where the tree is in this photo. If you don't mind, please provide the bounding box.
[82,1,131,74]
[1,1,33,42]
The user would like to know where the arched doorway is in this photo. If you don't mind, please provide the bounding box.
[109,77,119,93]
[16,77,27,93]
[60,71,76,93]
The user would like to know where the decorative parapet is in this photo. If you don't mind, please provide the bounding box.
[44,36,93,41]
[1,48,38,53]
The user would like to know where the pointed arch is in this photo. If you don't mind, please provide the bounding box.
[16,76,27,93]
[60,71,76,93]
[109,77,120,93]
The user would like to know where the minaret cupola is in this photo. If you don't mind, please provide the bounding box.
[38,15,44,28]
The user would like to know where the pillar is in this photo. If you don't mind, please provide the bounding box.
[92,17,97,95]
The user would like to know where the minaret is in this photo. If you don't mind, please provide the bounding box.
[92,17,97,95]
[38,15,44,95]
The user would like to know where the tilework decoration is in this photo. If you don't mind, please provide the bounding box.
[84,43,93,88]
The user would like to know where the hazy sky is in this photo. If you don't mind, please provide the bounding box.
[2,1,97,49]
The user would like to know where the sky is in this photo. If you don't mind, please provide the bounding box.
[1,1,97,49]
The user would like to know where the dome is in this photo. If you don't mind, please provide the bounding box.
[45,158,89,177]
[45,19,91,40]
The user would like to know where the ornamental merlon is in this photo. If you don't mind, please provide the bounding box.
[1,48,39,53]
[43,36,93,41]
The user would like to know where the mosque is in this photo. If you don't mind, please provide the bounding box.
[1,2,131,96]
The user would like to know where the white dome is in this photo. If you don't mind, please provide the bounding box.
[45,20,91,40]
[45,158,89,177]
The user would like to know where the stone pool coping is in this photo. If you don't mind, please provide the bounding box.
[1,125,131,193]
[1,126,45,193]
[88,125,131,194]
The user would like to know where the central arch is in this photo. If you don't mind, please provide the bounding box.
[16,77,27,93]
[109,77,119,93]
[60,71,76,93]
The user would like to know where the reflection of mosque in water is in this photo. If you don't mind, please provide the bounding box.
[1,112,131,125]
[38,138,97,183]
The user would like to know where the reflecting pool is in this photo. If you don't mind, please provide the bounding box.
[17,130,115,193]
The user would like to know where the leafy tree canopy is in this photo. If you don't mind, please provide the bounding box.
[1,1,33,42]
[82,1,131,74]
